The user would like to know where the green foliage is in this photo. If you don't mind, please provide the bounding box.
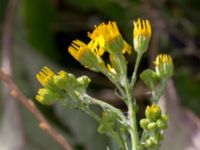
[23,0,58,58]
[140,69,158,90]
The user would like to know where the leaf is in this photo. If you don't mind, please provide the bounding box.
[140,69,159,90]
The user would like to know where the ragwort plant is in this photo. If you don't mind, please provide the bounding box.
[35,18,173,150]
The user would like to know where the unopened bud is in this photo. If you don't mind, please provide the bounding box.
[36,88,56,105]
[154,54,173,78]
[133,18,152,54]
[156,119,168,130]
[145,104,161,121]
[140,118,149,129]
[53,71,68,89]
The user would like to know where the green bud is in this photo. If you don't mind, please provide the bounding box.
[156,119,168,130]
[53,71,68,89]
[65,73,78,91]
[147,122,157,131]
[162,114,168,123]
[145,104,161,121]
[145,138,156,148]
[154,54,174,78]
[36,88,56,105]
[140,118,149,129]
[77,76,91,89]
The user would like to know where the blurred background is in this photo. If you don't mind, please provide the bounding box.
[0,0,200,150]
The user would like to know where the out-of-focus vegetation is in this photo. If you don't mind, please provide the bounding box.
[0,0,200,149]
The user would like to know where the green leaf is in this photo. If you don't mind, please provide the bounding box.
[140,69,159,90]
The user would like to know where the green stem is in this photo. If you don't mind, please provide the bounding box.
[123,75,139,150]
[82,107,102,123]
[84,94,127,123]
[130,53,143,88]
[152,78,168,103]
[129,106,139,150]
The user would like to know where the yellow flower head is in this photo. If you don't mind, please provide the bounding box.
[133,18,152,54]
[133,18,151,38]
[88,39,105,56]
[88,22,126,55]
[36,88,56,105]
[36,66,55,87]
[68,40,106,72]
[145,104,161,121]
[68,40,89,61]
[154,54,172,67]
[154,54,173,77]
[88,22,121,42]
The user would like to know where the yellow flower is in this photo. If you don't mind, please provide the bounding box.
[36,88,56,105]
[154,54,172,66]
[36,66,55,87]
[68,40,106,72]
[68,40,90,61]
[154,54,173,77]
[134,18,151,38]
[88,22,128,55]
[133,18,152,54]
[145,104,161,121]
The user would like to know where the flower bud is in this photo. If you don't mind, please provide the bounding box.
[162,114,168,123]
[68,40,106,72]
[36,66,56,89]
[140,118,149,129]
[145,138,156,148]
[147,122,157,131]
[36,88,56,105]
[154,54,174,78]
[156,119,168,130]
[133,18,152,54]
[53,71,68,89]
[145,104,161,121]
[77,76,91,93]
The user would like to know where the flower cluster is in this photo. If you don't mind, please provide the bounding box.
[140,104,168,149]
[35,18,174,150]
[35,66,91,105]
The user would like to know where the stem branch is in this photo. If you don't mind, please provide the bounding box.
[131,53,143,88]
